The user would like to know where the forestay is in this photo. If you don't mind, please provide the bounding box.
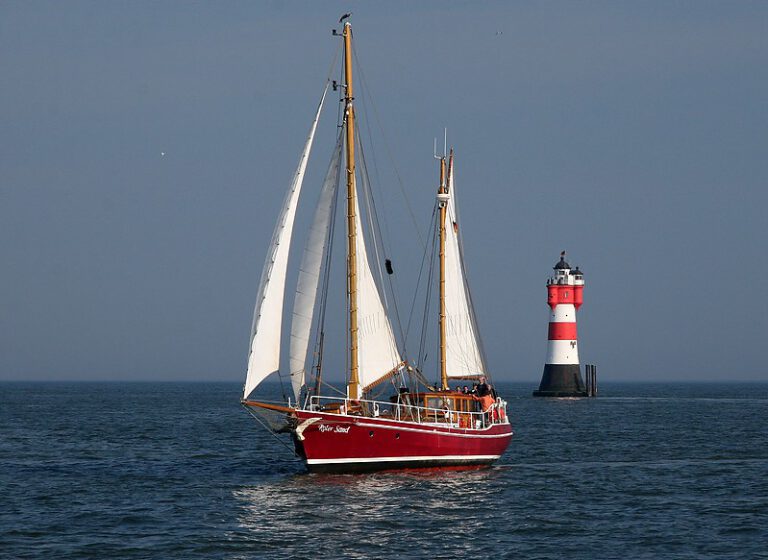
[243,85,328,400]
[288,131,343,400]
[443,158,487,378]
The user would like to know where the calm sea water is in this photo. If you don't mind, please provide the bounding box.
[1,381,766,559]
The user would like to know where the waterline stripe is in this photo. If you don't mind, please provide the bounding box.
[306,454,501,465]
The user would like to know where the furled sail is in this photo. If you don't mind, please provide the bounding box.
[443,158,487,378]
[243,85,328,400]
[353,191,403,391]
[288,131,343,400]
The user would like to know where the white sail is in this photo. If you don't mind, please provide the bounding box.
[243,85,328,400]
[354,192,403,391]
[288,132,343,400]
[444,158,486,378]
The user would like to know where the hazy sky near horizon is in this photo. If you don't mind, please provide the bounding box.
[2,2,767,383]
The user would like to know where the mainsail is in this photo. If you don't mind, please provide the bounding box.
[243,85,328,399]
[354,192,403,391]
[288,131,343,400]
[443,158,486,378]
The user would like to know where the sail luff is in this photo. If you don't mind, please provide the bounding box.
[288,132,343,400]
[443,154,487,379]
[242,85,329,400]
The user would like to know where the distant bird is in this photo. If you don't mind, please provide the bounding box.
[161,152,166,157]
[339,13,352,23]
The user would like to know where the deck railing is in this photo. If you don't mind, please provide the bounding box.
[305,394,508,430]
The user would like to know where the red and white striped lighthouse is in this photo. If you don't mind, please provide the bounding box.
[533,251,587,397]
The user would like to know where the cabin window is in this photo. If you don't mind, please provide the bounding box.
[427,397,451,410]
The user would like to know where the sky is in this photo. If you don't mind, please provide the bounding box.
[1,1,767,383]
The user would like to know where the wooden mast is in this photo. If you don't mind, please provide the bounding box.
[343,22,360,401]
[438,153,448,390]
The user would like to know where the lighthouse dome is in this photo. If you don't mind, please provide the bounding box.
[554,257,571,270]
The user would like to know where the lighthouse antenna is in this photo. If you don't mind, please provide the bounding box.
[433,128,448,159]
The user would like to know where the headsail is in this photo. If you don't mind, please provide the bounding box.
[288,131,343,400]
[243,85,329,400]
[354,193,404,391]
[443,157,487,378]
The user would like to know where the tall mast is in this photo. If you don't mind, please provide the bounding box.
[438,152,449,390]
[343,22,360,400]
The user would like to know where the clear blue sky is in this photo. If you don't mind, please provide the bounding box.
[2,2,767,382]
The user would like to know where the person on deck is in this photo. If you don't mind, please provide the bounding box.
[474,376,495,416]
[475,376,491,397]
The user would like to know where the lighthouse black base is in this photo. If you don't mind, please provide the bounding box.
[533,364,587,397]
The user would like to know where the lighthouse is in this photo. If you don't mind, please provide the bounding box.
[533,251,587,397]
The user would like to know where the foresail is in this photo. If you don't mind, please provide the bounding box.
[444,160,486,378]
[354,194,403,391]
[288,131,343,400]
[243,85,328,400]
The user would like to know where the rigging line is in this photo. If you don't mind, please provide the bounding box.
[355,64,391,258]
[243,406,298,457]
[319,378,346,397]
[356,130,388,305]
[325,39,343,86]
[355,75,408,354]
[354,58,404,346]
[405,205,436,340]
[324,38,343,126]
[309,134,343,395]
[417,205,439,374]
[417,214,437,373]
[357,87,407,352]
[352,45,425,250]
[336,49,345,129]
[276,368,288,402]
[355,127,407,358]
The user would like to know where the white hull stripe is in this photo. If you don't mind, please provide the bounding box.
[355,421,514,439]
[306,454,501,465]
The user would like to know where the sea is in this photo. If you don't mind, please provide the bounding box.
[1,381,766,559]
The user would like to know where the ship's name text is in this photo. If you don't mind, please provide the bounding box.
[318,424,350,434]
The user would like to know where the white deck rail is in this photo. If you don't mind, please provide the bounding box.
[304,394,509,430]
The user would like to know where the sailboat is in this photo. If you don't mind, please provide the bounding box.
[241,21,513,473]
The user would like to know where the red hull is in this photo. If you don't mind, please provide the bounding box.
[292,410,513,473]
